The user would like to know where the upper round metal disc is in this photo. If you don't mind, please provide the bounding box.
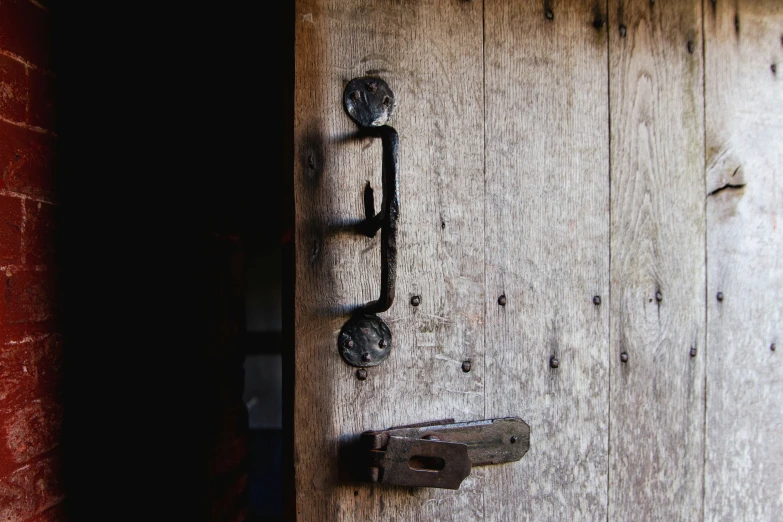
[338,313,392,367]
[343,77,395,128]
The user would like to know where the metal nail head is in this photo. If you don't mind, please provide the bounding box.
[356,369,368,380]
[462,361,471,373]
[549,356,559,369]
[411,295,421,306]
[498,295,507,306]
[620,352,629,363]
[717,292,724,302]
[593,295,601,306]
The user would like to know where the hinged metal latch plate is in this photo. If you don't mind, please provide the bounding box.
[359,417,530,489]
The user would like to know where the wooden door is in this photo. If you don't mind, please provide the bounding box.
[291,1,782,520]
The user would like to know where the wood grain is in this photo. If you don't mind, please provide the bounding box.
[607,0,706,520]
[704,2,783,520]
[483,1,611,519]
[293,0,485,519]
[293,1,783,520]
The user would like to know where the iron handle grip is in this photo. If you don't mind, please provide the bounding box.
[360,126,398,314]
[337,77,398,368]
[343,77,399,315]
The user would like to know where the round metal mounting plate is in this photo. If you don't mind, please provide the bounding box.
[343,77,395,128]
[338,313,392,367]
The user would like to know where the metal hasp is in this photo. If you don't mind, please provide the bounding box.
[338,77,399,368]
[360,417,530,489]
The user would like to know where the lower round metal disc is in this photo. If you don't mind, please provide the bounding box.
[338,313,392,367]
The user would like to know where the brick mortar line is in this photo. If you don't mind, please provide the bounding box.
[9,463,31,476]
[5,332,52,345]
[25,67,30,123]
[0,49,55,77]
[8,444,65,476]
[27,0,49,13]
[0,189,56,206]
[20,198,27,265]
[0,264,49,274]
[0,114,55,136]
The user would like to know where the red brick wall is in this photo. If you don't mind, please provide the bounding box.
[0,1,63,520]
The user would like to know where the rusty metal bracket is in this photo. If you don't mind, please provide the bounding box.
[359,417,530,489]
[338,77,399,368]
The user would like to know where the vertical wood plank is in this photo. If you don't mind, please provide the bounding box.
[483,1,611,519]
[293,0,485,520]
[704,2,783,520]
[607,0,706,519]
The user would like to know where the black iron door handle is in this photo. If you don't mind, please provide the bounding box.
[357,126,398,314]
[338,77,399,368]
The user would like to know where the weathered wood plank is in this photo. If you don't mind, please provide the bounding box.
[483,1,611,519]
[607,0,706,519]
[704,2,783,520]
[293,0,485,520]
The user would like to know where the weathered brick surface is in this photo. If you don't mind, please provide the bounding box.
[0,54,27,122]
[0,3,61,520]
[32,335,62,398]
[0,194,23,265]
[1,269,58,326]
[0,121,56,201]
[0,339,36,405]
[0,334,62,404]
[25,502,66,522]
[27,69,54,131]
[24,201,57,265]
[0,468,36,521]
[0,322,27,346]
[0,0,51,69]
[0,454,63,521]
[1,399,62,467]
